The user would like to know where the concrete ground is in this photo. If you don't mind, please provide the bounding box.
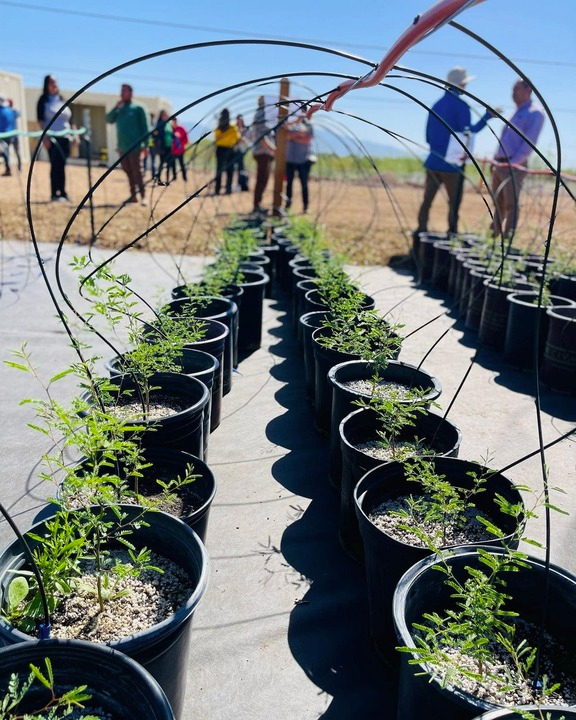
[0,237,575,719]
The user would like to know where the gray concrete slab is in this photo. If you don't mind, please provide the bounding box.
[0,239,575,719]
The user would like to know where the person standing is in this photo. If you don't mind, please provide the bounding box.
[169,117,189,182]
[6,100,22,173]
[214,109,240,195]
[0,95,12,176]
[143,112,157,179]
[251,96,275,213]
[105,84,150,205]
[490,79,545,239]
[284,111,314,214]
[154,110,173,185]
[416,67,493,235]
[234,114,249,191]
[36,75,75,200]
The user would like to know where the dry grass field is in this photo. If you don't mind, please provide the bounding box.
[0,160,574,266]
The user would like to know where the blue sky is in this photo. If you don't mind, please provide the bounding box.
[2,0,575,167]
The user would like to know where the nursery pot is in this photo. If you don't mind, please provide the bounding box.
[0,506,210,719]
[416,232,447,286]
[171,284,244,366]
[457,258,485,316]
[393,547,576,720]
[478,278,533,350]
[162,296,237,396]
[431,239,453,292]
[105,347,220,435]
[356,458,523,665]
[83,372,210,462]
[64,448,216,543]
[236,270,270,354]
[541,304,576,393]
[257,241,279,293]
[311,323,400,436]
[274,238,299,291]
[549,272,576,302]
[473,709,576,719]
[131,447,217,543]
[465,268,492,331]
[0,639,175,719]
[327,359,442,491]
[504,292,575,371]
[341,407,461,560]
[180,318,228,423]
[303,288,375,316]
[246,252,272,298]
[294,278,318,342]
[299,310,333,403]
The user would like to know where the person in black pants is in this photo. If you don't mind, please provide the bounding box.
[285,112,314,214]
[36,75,75,202]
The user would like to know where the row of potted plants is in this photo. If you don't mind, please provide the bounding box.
[0,218,275,718]
[414,231,576,394]
[278,224,576,719]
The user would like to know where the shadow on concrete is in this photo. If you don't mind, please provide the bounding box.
[265,291,398,720]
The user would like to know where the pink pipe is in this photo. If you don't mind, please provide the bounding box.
[308,0,486,117]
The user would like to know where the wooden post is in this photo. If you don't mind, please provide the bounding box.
[272,77,290,217]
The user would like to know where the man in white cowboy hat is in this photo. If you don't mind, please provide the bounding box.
[416,66,493,236]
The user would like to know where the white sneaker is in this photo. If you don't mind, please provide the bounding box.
[141,198,148,206]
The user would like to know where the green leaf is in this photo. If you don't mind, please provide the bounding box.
[7,576,29,612]
[29,658,53,689]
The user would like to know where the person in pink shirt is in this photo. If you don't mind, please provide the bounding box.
[169,117,189,182]
[490,79,545,238]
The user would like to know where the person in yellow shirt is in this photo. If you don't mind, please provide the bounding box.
[214,108,240,195]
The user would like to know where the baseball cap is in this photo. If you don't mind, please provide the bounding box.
[446,67,474,86]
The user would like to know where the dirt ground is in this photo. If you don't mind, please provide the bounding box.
[0,160,574,266]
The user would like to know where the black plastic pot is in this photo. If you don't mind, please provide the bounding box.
[357,459,523,665]
[504,292,575,371]
[457,258,485,316]
[105,347,220,435]
[246,252,273,298]
[274,238,299,291]
[298,310,333,403]
[303,288,375,316]
[83,372,210,462]
[63,447,216,543]
[478,278,533,350]
[0,506,209,719]
[132,448,217,542]
[473,709,576,719]
[465,267,492,331]
[550,272,576,302]
[541,304,576,393]
[341,406,461,560]
[431,239,453,291]
[393,547,576,720]
[163,296,237,396]
[294,279,318,342]
[311,322,399,436]
[0,639,175,719]
[416,232,447,286]
[236,270,270,354]
[180,318,228,424]
[327,359,442,490]
[258,242,279,293]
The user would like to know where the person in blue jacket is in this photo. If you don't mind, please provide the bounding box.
[416,67,493,235]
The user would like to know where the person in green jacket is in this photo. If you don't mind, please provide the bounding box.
[106,84,150,205]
